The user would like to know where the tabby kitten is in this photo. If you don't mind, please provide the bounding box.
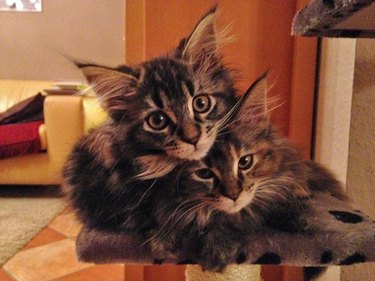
[150,73,347,271]
[62,7,238,232]
[77,7,236,165]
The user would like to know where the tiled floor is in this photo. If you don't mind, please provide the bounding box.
[1,207,124,281]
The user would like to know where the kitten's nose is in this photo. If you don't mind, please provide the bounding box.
[179,124,201,145]
[219,180,241,201]
[220,185,241,201]
[226,191,240,201]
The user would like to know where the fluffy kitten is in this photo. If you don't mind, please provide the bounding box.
[150,73,347,271]
[62,8,238,231]
[77,7,235,164]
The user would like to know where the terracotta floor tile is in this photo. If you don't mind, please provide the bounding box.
[0,269,15,281]
[4,239,93,281]
[61,206,75,215]
[49,212,82,238]
[23,227,67,250]
[54,264,125,281]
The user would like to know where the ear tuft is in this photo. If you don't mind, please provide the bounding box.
[243,71,269,107]
[233,71,283,128]
[181,6,222,73]
[79,65,139,115]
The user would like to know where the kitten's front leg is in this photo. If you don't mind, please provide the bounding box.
[149,230,179,261]
[198,228,241,272]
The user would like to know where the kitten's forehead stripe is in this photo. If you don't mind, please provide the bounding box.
[230,144,239,178]
[185,80,195,96]
[151,90,164,109]
[181,82,188,96]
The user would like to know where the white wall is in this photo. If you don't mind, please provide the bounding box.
[315,38,375,281]
[0,0,124,81]
[341,38,375,281]
[314,37,357,281]
[315,38,356,184]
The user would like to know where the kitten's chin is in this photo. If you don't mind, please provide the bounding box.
[218,202,245,214]
[217,193,253,214]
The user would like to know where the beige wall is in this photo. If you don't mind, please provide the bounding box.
[314,38,357,281]
[342,38,375,281]
[0,0,124,81]
[315,38,356,184]
[315,38,375,281]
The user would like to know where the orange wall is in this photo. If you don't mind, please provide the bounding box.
[125,0,311,138]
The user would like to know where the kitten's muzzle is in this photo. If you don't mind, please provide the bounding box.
[219,180,242,201]
[225,190,240,201]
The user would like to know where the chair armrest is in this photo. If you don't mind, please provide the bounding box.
[82,95,108,133]
[44,95,84,167]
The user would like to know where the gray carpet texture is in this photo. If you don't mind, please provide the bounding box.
[0,186,66,266]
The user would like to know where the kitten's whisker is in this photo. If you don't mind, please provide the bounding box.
[175,162,190,194]
[144,202,205,247]
[127,179,158,211]
[160,203,207,241]
[147,200,200,241]
[243,206,262,226]
[173,203,207,226]
[216,92,282,133]
[216,96,245,130]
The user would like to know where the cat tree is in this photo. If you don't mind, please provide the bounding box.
[77,192,375,274]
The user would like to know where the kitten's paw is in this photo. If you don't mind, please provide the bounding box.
[200,258,228,272]
[198,244,236,272]
[150,238,178,260]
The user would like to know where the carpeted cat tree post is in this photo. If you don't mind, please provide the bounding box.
[77,192,375,275]
[75,0,375,280]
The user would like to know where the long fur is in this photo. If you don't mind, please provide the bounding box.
[63,6,238,237]
[147,74,347,272]
[64,8,347,273]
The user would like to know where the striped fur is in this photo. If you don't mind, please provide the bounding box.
[77,7,236,162]
[149,74,347,271]
[62,7,237,236]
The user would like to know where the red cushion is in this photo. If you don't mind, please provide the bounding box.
[0,121,43,159]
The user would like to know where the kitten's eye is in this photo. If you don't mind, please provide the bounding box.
[238,154,254,170]
[192,94,212,113]
[146,111,169,130]
[195,168,215,180]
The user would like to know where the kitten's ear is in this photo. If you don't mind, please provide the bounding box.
[79,64,139,115]
[238,71,269,118]
[181,6,220,72]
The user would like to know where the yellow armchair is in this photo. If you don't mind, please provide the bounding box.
[0,80,106,185]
